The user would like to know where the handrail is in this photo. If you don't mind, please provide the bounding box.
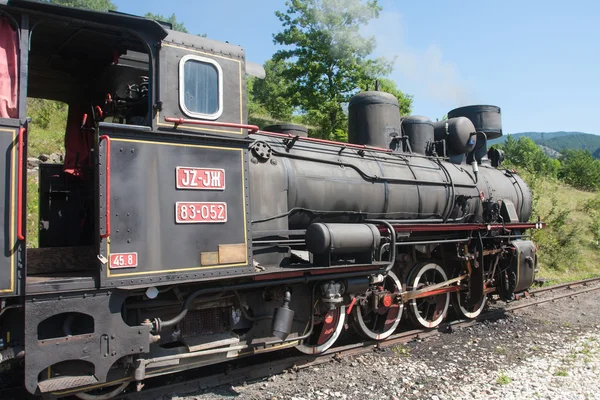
[99,135,111,239]
[163,116,392,153]
[256,130,393,153]
[164,117,259,132]
[17,126,25,241]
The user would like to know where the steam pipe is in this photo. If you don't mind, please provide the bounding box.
[269,148,477,189]
[366,219,396,273]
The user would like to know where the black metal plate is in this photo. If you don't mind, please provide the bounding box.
[98,125,252,287]
[156,36,247,138]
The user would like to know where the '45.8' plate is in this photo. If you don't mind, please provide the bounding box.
[109,252,138,269]
[175,202,227,224]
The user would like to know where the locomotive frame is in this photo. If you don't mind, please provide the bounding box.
[0,1,544,398]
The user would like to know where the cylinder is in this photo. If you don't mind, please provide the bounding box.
[263,123,308,137]
[402,116,434,155]
[433,117,477,156]
[448,105,502,140]
[348,91,402,149]
[305,223,381,254]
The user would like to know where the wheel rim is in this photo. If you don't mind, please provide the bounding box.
[453,289,487,319]
[296,304,345,355]
[352,271,403,340]
[407,263,450,328]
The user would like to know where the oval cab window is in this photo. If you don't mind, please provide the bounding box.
[179,55,223,120]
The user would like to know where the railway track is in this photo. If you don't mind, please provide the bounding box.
[2,277,599,400]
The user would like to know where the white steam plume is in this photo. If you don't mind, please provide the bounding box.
[365,10,475,107]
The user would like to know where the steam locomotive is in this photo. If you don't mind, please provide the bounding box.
[0,1,542,398]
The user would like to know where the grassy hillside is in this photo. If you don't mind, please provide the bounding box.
[25,99,68,248]
[524,171,600,283]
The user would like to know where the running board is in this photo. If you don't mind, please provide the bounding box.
[182,333,239,352]
[38,375,99,393]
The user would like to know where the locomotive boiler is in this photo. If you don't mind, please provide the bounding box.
[0,1,542,398]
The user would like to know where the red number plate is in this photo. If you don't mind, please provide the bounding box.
[175,202,227,224]
[176,167,225,190]
[109,252,138,269]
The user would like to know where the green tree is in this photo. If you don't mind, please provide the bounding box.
[272,0,406,138]
[249,59,296,122]
[48,0,116,11]
[144,12,188,33]
[501,136,559,178]
[559,149,600,191]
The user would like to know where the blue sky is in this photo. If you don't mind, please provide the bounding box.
[115,0,599,135]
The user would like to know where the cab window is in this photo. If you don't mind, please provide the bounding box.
[179,55,222,119]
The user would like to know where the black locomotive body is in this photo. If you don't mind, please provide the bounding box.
[0,1,542,398]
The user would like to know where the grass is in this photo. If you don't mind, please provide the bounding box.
[392,344,410,357]
[496,372,512,385]
[523,172,600,283]
[553,368,568,377]
[25,98,68,248]
[26,98,67,157]
[26,174,39,248]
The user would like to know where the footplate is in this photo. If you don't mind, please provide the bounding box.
[38,375,99,393]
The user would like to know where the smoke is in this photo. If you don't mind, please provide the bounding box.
[365,10,474,107]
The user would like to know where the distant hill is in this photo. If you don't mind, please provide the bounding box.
[488,131,600,158]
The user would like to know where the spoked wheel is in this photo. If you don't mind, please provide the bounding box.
[452,286,487,319]
[295,302,346,355]
[351,271,403,340]
[407,262,450,329]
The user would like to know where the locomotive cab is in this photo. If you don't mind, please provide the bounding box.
[23,11,156,290]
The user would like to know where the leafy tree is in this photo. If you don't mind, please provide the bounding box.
[272,0,408,138]
[249,59,296,121]
[501,136,560,178]
[144,12,188,33]
[48,0,116,11]
[559,149,600,191]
